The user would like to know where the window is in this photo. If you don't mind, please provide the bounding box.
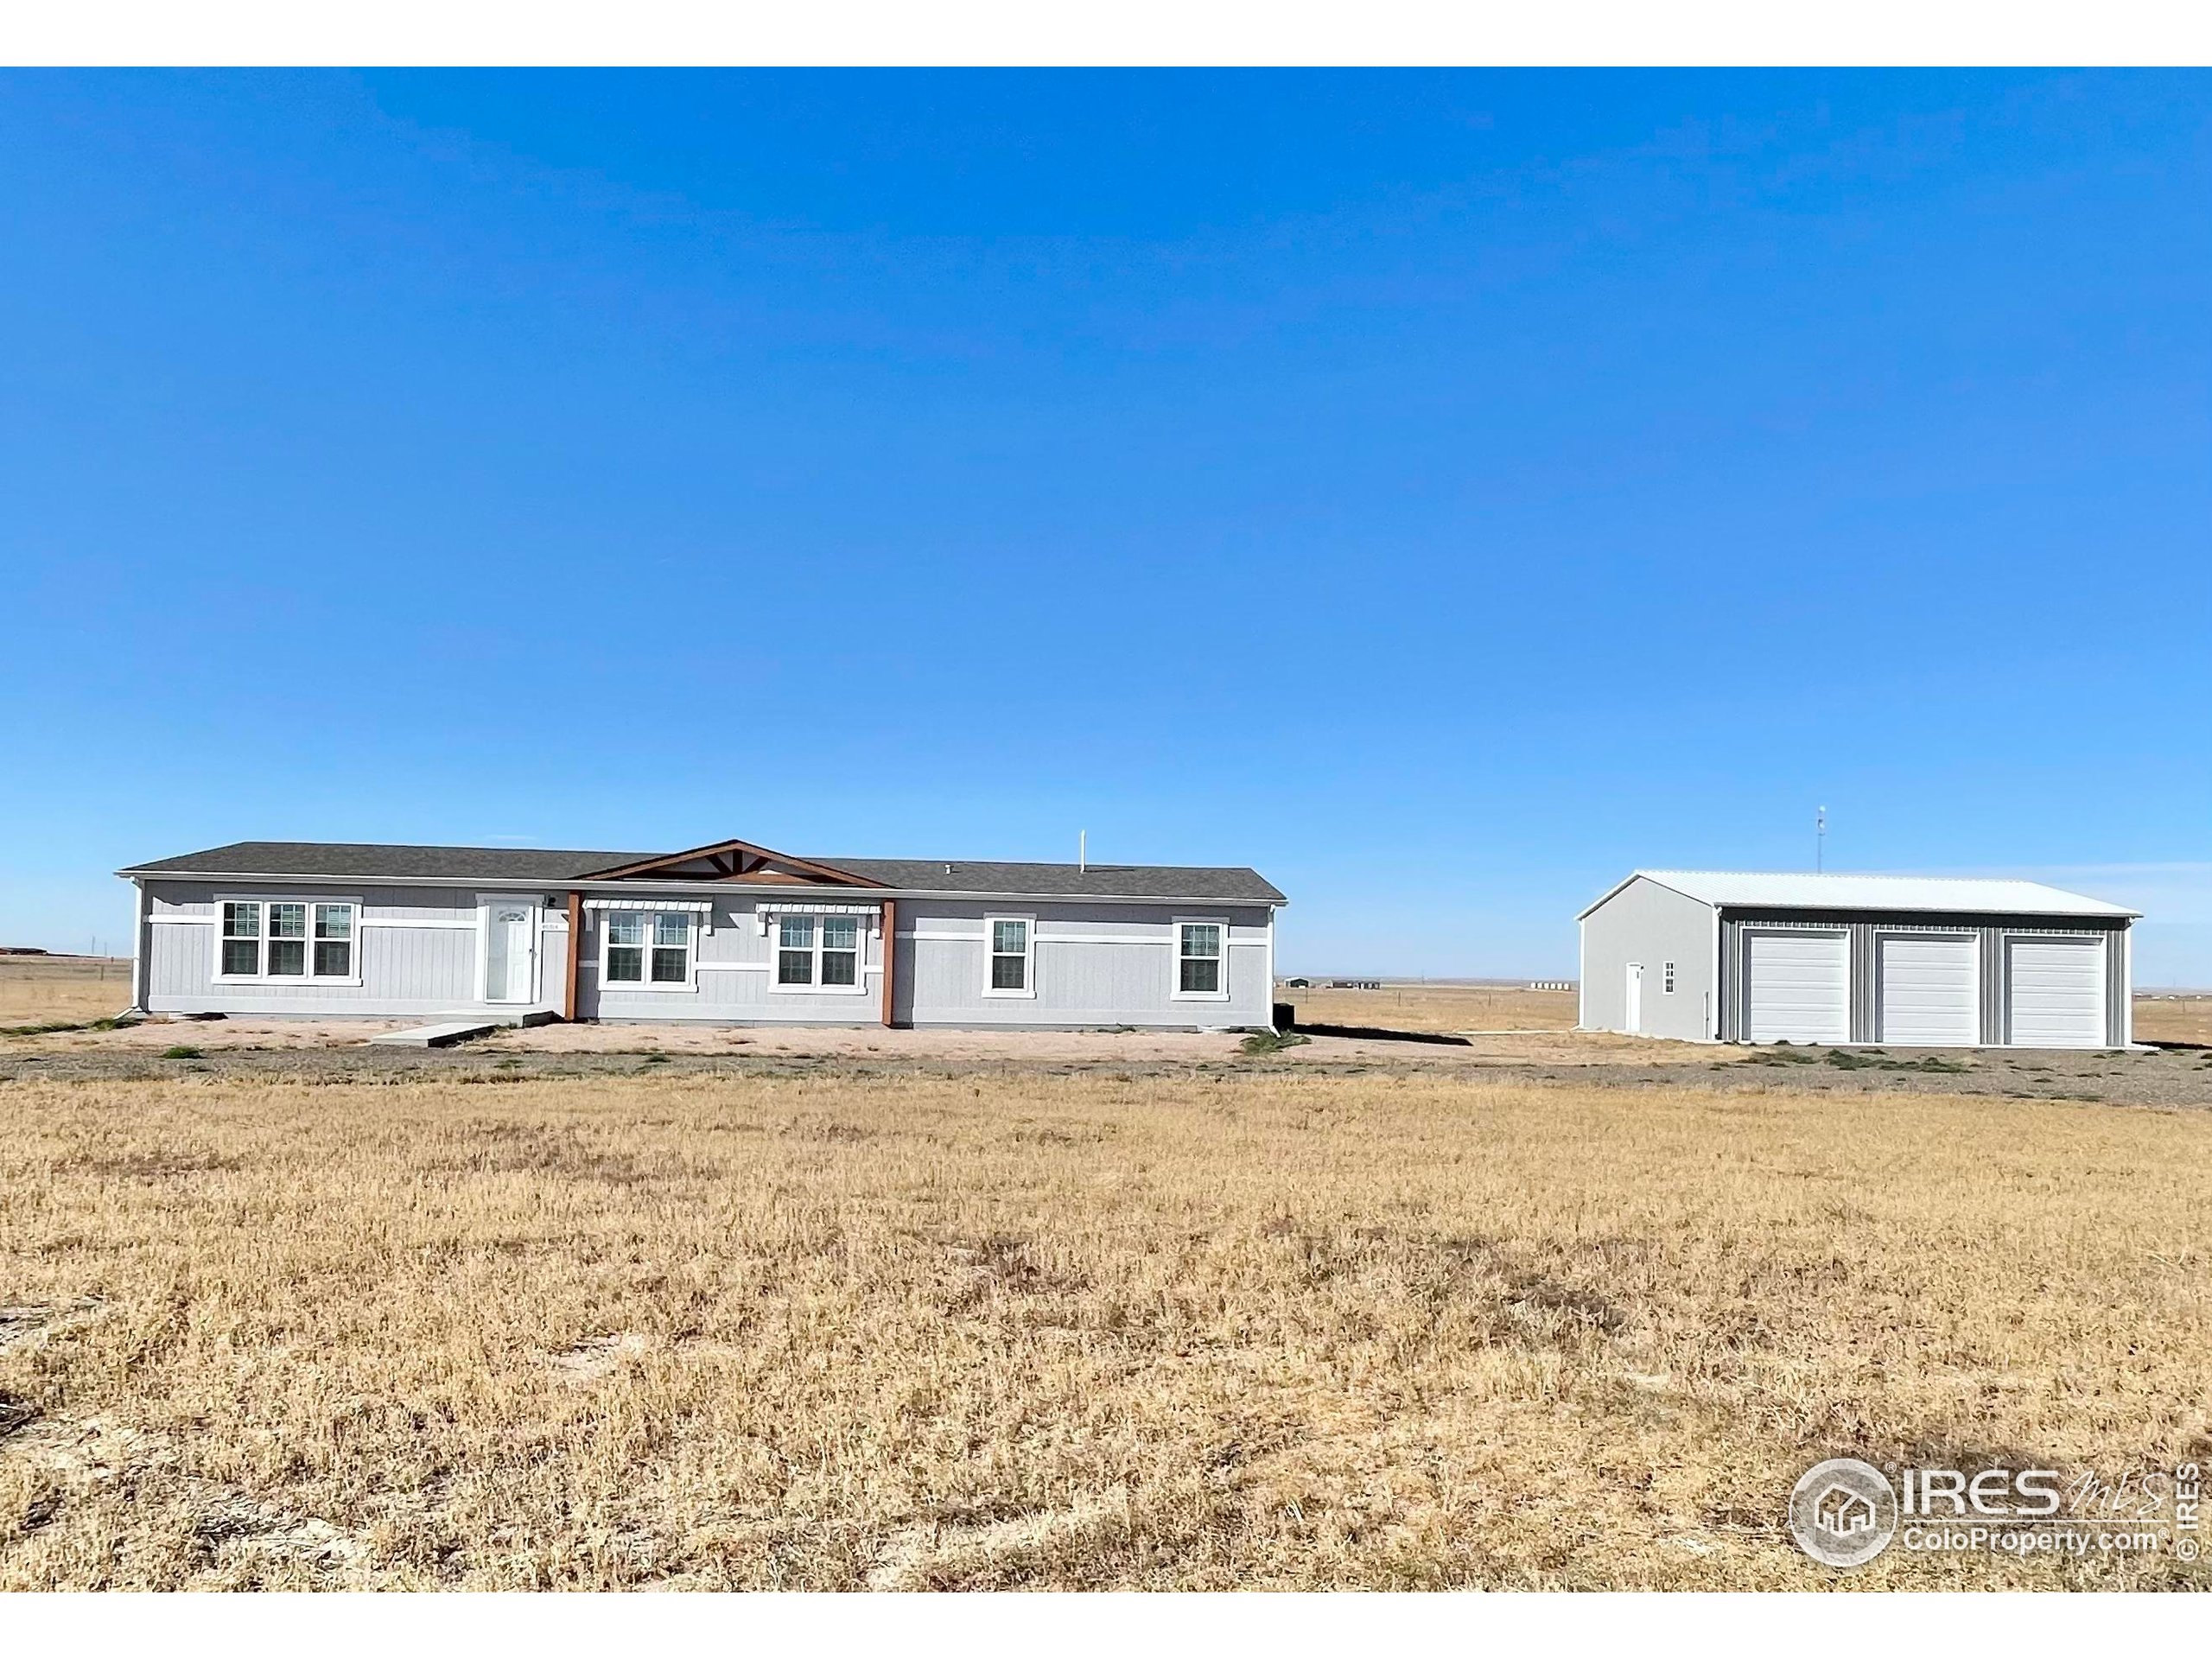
[221,902,261,976]
[314,905,353,977]
[652,913,690,983]
[1176,921,1225,997]
[777,915,815,984]
[1662,962,1676,994]
[985,916,1033,995]
[267,903,308,976]
[603,911,691,986]
[821,917,859,986]
[217,899,358,980]
[605,913,645,982]
[773,913,868,991]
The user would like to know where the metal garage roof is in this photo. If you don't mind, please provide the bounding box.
[1582,870,2139,920]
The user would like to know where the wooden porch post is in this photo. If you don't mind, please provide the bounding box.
[564,891,583,1021]
[880,898,899,1027]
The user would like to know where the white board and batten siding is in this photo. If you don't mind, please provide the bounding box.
[1580,870,2138,1050]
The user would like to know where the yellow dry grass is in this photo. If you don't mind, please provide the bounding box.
[1279,982,1579,1033]
[3,1065,2207,1590]
[0,958,130,1029]
[2133,997,2212,1046]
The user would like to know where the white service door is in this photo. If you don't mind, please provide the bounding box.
[1624,963,1643,1034]
[485,902,536,1002]
[1745,929,1850,1044]
[2005,937,2107,1048]
[1876,934,1980,1046]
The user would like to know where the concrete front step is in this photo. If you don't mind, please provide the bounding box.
[369,1020,500,1049]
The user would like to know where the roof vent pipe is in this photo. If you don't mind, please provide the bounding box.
[1079,830,1086,874]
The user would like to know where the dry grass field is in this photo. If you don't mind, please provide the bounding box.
[2132,996,2212,1045]
[1279,982,1578,1033]
[0,957,131,1029]
[3,1061,2207,1590]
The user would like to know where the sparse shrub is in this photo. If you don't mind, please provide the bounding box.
[160,1045,202,1060]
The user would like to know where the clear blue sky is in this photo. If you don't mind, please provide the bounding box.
[3,71,2208,980]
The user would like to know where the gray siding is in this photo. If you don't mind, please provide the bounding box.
[1717,907,2131,1047]
[139,879,1274,1030]
[142,880,571,1019]
[582,897,1273,1028]
[1578,878,1715,1039]
[578,896,886,1025]
[897,900,1273,1028]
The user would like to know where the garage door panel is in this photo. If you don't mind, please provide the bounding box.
[1745,930,1849,1045]
[2005,937,2106,1048]
[1877,934,1979,1046]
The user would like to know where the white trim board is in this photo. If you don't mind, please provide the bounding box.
[899,931,1269,947]
[149,913,483,932]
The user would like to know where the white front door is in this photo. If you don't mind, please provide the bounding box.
[1877,933,1980,1046]
[483,899,537,1003]
[1745,928,1851,1044]
[2005,936,2107,1047]
[1624,963,1643,1034]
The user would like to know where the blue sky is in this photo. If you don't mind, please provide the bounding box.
[3,71,2208,979]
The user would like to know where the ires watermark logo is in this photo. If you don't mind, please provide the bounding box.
[1789,1458,2204,1569]
[1789,1459,1897,1567]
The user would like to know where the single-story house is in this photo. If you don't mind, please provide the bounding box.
[118,838,1285,1030]
[1578,870,2138,1048]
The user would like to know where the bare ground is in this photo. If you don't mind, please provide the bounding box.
[6,1014,2211,1109]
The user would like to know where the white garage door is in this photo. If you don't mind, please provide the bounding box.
[2005,937,2107,1048]
[1745,929,1850,1044]
[1876,934,1979,1046]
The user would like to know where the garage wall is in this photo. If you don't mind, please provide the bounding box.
[1578,878,1716,1039]
[1719,907,2131,1046]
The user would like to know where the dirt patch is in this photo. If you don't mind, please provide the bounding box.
[546,1332,652,1384]
[4,1413,365,1577]
[865,1493,1128,1589]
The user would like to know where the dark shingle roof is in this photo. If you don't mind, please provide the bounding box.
[125,842,648,883]
[122,841,1285,904]
[822,858,1283,903]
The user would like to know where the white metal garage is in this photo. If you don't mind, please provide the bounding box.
[1577,870,2139,1048]
[1876,932,1979,1046]
[1745,929,1849,1043]
[2005,936,2107,1048]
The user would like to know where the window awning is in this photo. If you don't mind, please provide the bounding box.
[583,897,714,913]
[758,901,883,915]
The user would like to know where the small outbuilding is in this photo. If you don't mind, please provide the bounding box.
[1577,871,2139,1049]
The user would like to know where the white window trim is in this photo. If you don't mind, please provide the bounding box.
[210,893,365,987]
[1170,915,1232,1002]
[597,908,699,994]
[477,894,542,1005]
[768,912,873,995]
[982,912,1037,998]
